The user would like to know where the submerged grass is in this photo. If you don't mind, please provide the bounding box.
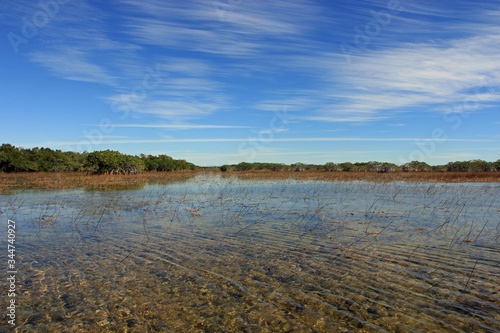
[0,170,498,193]
[1,175,499,332]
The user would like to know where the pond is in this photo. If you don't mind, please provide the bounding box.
[1,175,499,332]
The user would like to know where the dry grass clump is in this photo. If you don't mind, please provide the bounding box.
[0,170,498,193]
[0,171,198,193]
[222,170,500,183]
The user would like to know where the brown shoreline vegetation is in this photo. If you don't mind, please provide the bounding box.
[0,170,499,193]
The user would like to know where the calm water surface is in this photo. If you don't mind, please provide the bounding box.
[1,176,499,332]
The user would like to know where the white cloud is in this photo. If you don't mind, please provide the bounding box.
[246,4,500,123]
[280,28,500,122]
[8,0,500,131]
[38,137,495,147]
[30,49,115,85]
[113,124,251,129]
[80,135,131,139]
[427,153,480,160]
[132,100,222,120]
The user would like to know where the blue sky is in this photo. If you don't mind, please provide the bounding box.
[0,0,499,166]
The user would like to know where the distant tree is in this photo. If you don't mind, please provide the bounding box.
[303,163,321,170]
[85,150,124,174]
[353,162,368,171]
[1,143,497,175]
[292,162,305,172]
[142,155,158,171]
[0,144,37,172]
[0,144,198,173]
[86,151,146,174]
[446,159,494,172]
[155,155,176,171]
[324,162,340,171]
[377,162,399,173]
[120,155,145,174]
[235,162,253,171]
[339,162,356,171]
[269,163,288,171]
[0,144,18,172]
[432,165,447,171]
[142,154,195,171]
[354,161,397,172]
[366,161,380,172]
[173,159,195,170]
[401,161,431,172]
[65,151,87,170]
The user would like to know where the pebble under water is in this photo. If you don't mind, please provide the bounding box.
[1,176,499,332]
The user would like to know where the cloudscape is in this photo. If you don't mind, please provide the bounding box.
[1,0,499,165]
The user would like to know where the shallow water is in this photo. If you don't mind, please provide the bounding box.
[1,176,499,332]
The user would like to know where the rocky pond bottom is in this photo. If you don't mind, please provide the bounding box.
[1,176,499,332]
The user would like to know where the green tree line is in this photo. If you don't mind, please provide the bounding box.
[220,159,500,172]
[0,144,195,173]
[1,144,498,173]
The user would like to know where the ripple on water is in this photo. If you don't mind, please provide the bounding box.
[1,180,499,332]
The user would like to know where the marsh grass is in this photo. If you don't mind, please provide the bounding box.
[0,170,199,193]
[224,170,500,182]
[1,176,499,332]
[0,170,498,194]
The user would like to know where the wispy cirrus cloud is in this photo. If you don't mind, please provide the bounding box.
[38,137,495,147]
[13,1,139,86]
[272,28,500,122]
[23,0,500,126]
[427,153,480,160]
[6,1,234,123]
[30,48,116,85]
[111,99,224,120]
[239,3,500,123]
[113,124,251,129]
[4,0,500,158]
[121,0,322,56]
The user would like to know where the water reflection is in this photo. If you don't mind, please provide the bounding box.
[1,177,499,332]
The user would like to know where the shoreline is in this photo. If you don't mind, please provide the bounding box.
[1,170,499,193]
